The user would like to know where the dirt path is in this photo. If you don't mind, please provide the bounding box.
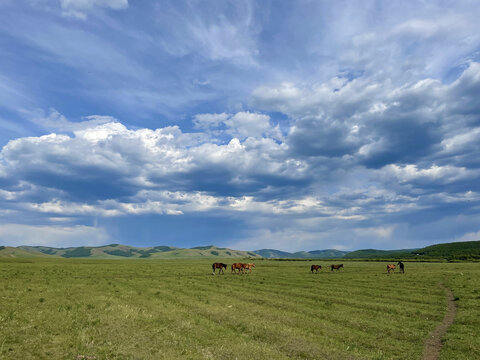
[422,283,457,360]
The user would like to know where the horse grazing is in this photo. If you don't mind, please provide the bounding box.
[311,265,322,273]
[387,264,396,274]
[397,261,405,274]
[212,262,227,275]
[243,263,256,273]
[231,263,244,274]
[330,264,344,272]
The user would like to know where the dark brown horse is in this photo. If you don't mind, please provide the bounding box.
[212,262,227,275]
[311,265,322,273]
[397,261,405,273]
[231,263,244,274]
[387,264,396,273]
[330,264,344,271]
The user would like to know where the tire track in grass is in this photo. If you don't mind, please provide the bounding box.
[168,277,428,358]
[148,287,292,359]
[155,282,354,359]
[203,276,443,325]
[422,283,456,360]
[190,272,444,332]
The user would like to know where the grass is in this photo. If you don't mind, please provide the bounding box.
[0,259,479,359]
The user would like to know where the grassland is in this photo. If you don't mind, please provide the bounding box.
[1,259,479,359]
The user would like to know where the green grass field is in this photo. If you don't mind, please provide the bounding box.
[1,259,479,359]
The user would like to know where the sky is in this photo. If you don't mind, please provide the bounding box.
[1,0,480,251]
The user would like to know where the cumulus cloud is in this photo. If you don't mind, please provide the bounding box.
[2,64,480,245]
[0,116,307,207]
[30,109,116,133]
[193,113,230,130]
[253,62,480,169]
[194,111,282,140]
[2,63,480,250]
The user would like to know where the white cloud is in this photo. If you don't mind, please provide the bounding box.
[30,109,115,133]
[193,112,229,130]
[380,164,476,185]
[61,0,128,18]
[456,230,480,242]
[224,112,279,139]
[155,1,259,66]
[193,111,282,140]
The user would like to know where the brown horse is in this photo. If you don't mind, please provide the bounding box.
[311,265,322,273]
[212,262,227,275]
[387,264,396,274]
[231,263,244,274]
[330,264,344,271]
[243,263,255,273]
[397,261,405,273]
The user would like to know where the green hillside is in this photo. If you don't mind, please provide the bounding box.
[0,246,56,258]
[344,248,415,259]
[254,248,349,259]
[5,240,479,260]
[344,240,480,260]
[415,240,480,260]
[17,244,259,259]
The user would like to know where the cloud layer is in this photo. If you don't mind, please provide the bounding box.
[1,1,480,249]
[1,62,480,249]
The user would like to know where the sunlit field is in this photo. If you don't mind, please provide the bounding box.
[1,259,479,359]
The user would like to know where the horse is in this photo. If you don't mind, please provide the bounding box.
[311,265,322,273]
[243,263,255,273]
[231,263,244,274]
[397,261,405,274]
[330,264,344,271]
[212,262,227,275]
[387,264,396,274]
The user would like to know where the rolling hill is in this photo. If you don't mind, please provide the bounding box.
[16,244,259,259]
[343,248,416,259]
[2,240,479,260]
[343,240,480,260]
[0,246,56,258]
[253,249,349,259]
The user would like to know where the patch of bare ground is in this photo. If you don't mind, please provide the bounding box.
[422,283,457,360]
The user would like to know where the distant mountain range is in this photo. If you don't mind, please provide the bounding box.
[5,244,259,259]
[0,240,479,260]
[253,249,349,259]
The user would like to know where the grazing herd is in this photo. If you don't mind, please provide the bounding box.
[213,261,406,275]
[212,262,256,275]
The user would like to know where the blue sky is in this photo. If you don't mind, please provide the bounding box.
[1,0,480,251]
